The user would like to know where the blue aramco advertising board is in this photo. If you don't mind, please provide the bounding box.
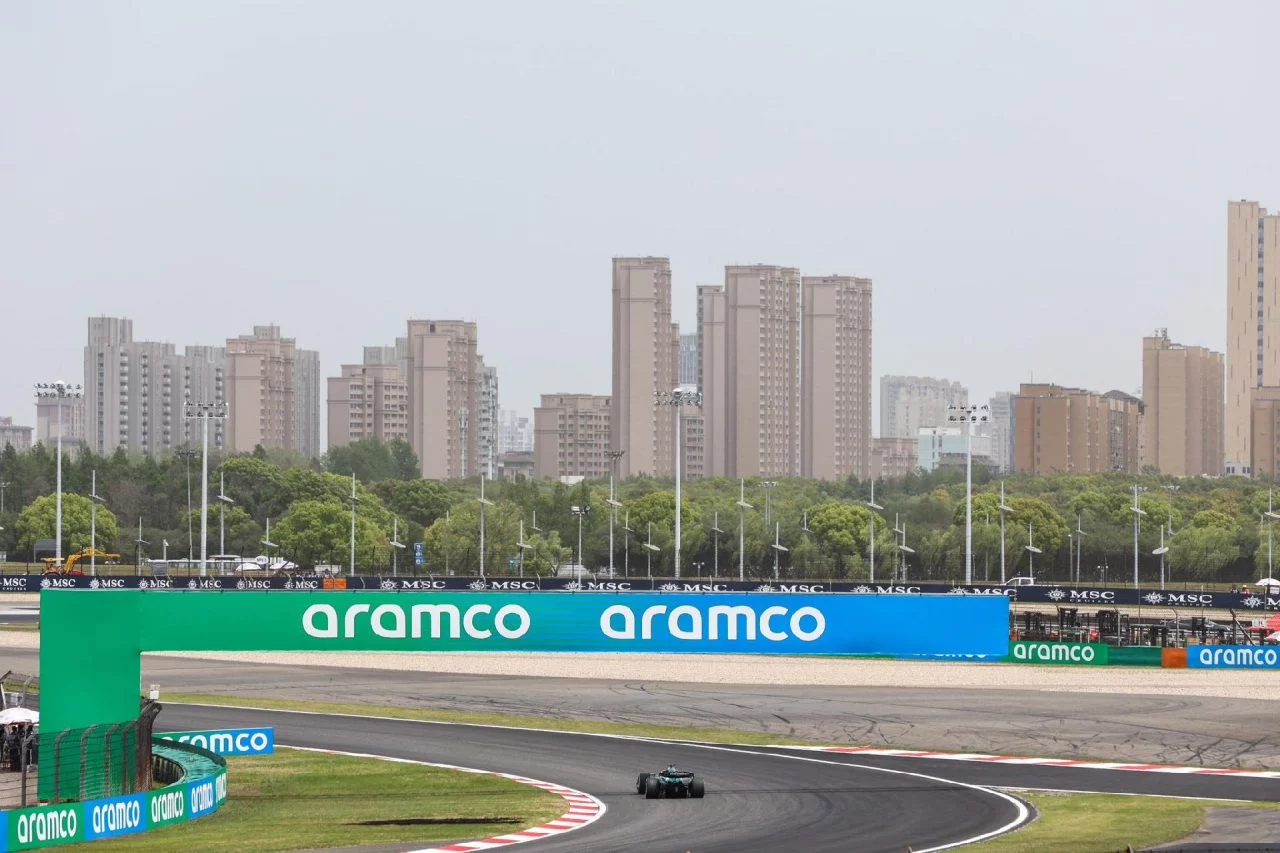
[201,592,1012,657]
[1187,645,1280,669]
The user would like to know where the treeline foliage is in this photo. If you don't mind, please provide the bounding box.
[0,437,1277,582]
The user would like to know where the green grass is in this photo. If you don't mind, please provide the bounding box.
[91,747,563,852]
[972,792,1233,852]
[164,692,824,746]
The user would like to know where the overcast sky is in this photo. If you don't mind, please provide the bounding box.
[3,1,1278,447]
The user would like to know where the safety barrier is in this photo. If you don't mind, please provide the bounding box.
[0,738,227,850]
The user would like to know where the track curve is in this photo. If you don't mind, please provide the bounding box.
[158,704,1029,853]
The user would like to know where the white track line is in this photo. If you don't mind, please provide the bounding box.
[280,745,605,852]
[181,702,1033,851]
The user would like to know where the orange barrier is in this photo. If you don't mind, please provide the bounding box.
[1162,647,1187,668]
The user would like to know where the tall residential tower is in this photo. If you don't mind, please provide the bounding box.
[611,257,676,478]
[801,275,873,479]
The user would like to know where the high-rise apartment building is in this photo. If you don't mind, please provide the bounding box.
[611,257,676,478]
[801,275,872,480]
[879,376,968,439]
[326,360,408,450]
[987,392,1015,473]
[225,325,318,457]
[1142,329,1225,477]
[917,425,996,472]
[533,393,612,480]
[1250,387,1280,481]
[476,358,500,479]
[1225,200,1280,476]
[681,412,705,480]
[498,409,534,454]
[697,285,727,478]
[724,264,801,478]
[406,320,478,479]
[1012,383,1142,475]
[0,418,32,452]
[84,317,226,457]
[678,333,698,386]
[35,396,85,447]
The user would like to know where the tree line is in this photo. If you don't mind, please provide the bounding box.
[1,438,1277,583]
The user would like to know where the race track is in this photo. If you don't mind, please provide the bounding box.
[159,703,1029,853]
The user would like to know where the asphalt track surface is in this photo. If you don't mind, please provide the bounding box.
[158,702,1031,853]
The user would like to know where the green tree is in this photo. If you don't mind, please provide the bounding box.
[1170,525,1238,580]
[15,493,120,556]
[273,500,388,565]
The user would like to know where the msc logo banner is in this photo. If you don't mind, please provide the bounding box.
[1188,645,1280,669]
[158,727,274,756]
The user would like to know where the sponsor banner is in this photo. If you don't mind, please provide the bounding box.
[147,787,188,829]
[1006,641,1109,665]
[131,591,1010,657]
[157,727,274,756]
[187,777,218,819]
[20,574,1280,609]
[84,793,146,841]
[1187,645,1280,669]
[7,803,82,850]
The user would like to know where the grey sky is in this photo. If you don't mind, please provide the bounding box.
[3,1,1277,446]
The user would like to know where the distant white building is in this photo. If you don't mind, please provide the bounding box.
[917,425,995,472]
[476,358,500,479]
[498,409,533,454]
[881,375,968,439]
[987,391,1015,473]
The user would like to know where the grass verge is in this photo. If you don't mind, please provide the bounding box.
[91,746,564,852]
[163,691,824,746]
[972,792,1227,852]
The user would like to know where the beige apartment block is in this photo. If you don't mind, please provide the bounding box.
[35,396,85,447]
[226,325,319,456]
[697,285,727,478]
[724,264,801,478]
[85,317,226,457]
[0,417,32,452]
[406,320,478,480]
[533,393,612,480]
[871,437,918,481]
[1225,200,1280,475]
[1250,387,1280,481]
[611,257,676,478]
[1141,329,1224,476]
[681,412,705,480]
[801,275,873,480]
[879,376,968,439]
[326,362,408,449]
[1012,383,1142,475]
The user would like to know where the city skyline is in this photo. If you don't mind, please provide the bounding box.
[5,3,1267,442]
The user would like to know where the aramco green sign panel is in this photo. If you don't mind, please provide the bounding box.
[39,589,1009,797]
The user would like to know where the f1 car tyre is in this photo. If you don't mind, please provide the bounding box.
[645,776,660,799]
[636,773,650,794]
[690,779,705,798]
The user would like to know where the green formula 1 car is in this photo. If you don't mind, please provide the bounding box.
[635,764,706,799]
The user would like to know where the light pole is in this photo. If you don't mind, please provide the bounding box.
[34,381,82,568]
[644,521,660,579]
[948,404,989,585]
[770,521,788,581]
[1074,513,1088,585]
[261,517,277,563]
[390,518,405,576]
[622,510,634,578]
[761,481,777,525]
[349,473,359,576]
[1130,483,1146,588]
[607,450,625,576]
[571,505,590,579]
[0,481,8,515]
[1024,521,1041,583]
[654,388,702,579]
[998,481,1012,584]
[217,472,234,560]
[134,517,148,575]
[182,398,226,576]
[711,511,724,579]
[478,476,493,579]
[1067,532,1073,584]
[88,470,105,576]
[517,519,532,577]
[1153,525,1169,591]
[895,516,914,583]
[866,480,883,583]
[175,448,198,564]
[736,479,753,582]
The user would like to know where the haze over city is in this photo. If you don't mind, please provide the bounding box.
[4,1,1280,433]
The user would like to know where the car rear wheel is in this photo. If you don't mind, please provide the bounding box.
[690,779,705,798]
[645,777,660,799]
[636,773,649,794]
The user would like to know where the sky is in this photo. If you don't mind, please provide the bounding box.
[3,1,1279,446]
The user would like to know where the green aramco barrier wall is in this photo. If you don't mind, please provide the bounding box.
[39,589,1009,798]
